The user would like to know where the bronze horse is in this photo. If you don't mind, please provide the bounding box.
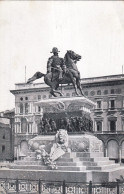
[27,50,84,97]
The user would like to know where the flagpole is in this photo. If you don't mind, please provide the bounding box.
[25,66,26,83]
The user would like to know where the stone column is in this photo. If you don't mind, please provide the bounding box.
[104,145,107,157]
[119,146,122,164]
[16,146,19,160]
[17,145,21,160]
[14,146,17,159]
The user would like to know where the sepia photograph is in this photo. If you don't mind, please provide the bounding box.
[0,0,124,193]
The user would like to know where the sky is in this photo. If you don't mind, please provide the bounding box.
[0,1,124,111]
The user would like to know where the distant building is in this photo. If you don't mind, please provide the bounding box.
[10,74,124,162]
[0,117,14,161]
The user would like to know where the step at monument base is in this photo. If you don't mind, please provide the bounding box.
[13,152,120,171]
[1,167,124,183]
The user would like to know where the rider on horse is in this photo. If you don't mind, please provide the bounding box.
[47,47,66,81]
[27,49,84,97]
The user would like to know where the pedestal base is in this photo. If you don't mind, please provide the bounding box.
[29,133,103,153]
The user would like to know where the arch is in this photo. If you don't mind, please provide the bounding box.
[20,140,29,157]
[120,139,124,147]
[107,140,119,162]
[106,137,119,146]
[97,137,106,146]
[21,118,28,133]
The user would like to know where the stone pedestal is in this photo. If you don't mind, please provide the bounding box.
[30,96,101,154]
[29,133,103,153]
[35,96,96,133]
[36,96,95,116]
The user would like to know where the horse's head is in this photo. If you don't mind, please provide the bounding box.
[67,50,81,61]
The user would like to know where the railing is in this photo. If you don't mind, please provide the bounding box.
[0,178,124,194]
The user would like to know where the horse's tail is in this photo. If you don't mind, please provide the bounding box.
[27,71,46,83]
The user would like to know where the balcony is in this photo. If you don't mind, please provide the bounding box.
[94,108,103,113]
[108,108,117,113]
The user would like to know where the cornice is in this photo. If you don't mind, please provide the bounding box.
[82,80,124,88]
[10,87,49,95]
[10,76,124,95]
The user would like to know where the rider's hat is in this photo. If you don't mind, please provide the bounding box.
[50,47,60,53]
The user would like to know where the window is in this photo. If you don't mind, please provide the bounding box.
[109,100,115,110]
[90,91,95,96]
[97,101,101,109]
[20,103,23,114]
[116,88,121,94]
[20,97,23,101]
[28,123,32,133]
[111,89,114,94]
[25,97,28,100]
[97,90,101,95]
[43,95,46,99]
[25,103,29,114]
[96,121,102,132]
[17,123,20,133]
[110,120,116,132]
[3,134,5,139]
[38,106,41,112]
[84,91,88,96]
[38,95,41,100]
[21,118,27,133]
[2,145,5,153]
[104,90,108,95]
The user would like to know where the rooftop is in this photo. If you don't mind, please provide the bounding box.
[12,74,124,91]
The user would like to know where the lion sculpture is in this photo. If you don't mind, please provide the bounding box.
[30,129,70,169]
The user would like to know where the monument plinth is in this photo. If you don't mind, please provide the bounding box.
[35,96,95,134]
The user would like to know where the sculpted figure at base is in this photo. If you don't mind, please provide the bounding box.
[29,129,70,169]
[38,116,93,135]
[27,48,84,97]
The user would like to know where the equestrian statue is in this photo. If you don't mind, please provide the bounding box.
[27,47,84,97]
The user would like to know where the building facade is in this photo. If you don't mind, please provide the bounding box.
[0,117,14,161]
[10,74,124,162]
